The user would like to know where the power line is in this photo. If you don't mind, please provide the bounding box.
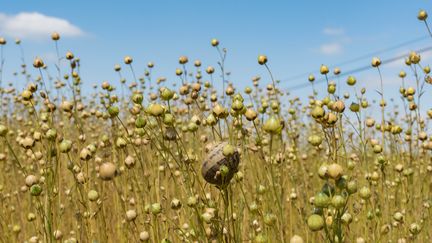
[280,35,429,83]
[284,44,432,91]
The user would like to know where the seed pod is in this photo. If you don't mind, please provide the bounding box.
[201,142,240,186]
[99,162,117,180]
[164,127,177,141]
[307,214,324,231]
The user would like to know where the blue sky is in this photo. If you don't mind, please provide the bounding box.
[1,0,432,109]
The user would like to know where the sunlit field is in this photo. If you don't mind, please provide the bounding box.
[2,7,432,243]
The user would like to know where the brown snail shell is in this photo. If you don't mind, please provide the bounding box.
[201,142,240,186]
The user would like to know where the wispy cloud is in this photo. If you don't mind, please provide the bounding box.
[41,52,59,63]
[320,42,343,55]
[323,27,344,36]
[0,12,84,40]
[318,27,350,56]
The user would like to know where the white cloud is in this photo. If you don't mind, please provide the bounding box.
[323,27,344,36]
[0,12,84,39]
[320,42,343,55]
[317,27,348,56]
[41,52,58,63]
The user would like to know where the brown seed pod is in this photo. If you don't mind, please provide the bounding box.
[164,127,177,141]
[201,142,240,186]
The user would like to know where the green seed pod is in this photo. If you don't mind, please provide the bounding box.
[393,212,403,222]
[350,102,360,112]
[132,93,143,104]
[99,162,117,180]
[59,140,72,153]
[263,213,276,226]
[308,74,315,82]
[249,201,259,213]
[409,223,421,235]
[0,125,8,137]
[263,116,283,134]
[187,122,198,132]
[206,114,217,126]
[377,155,386,165]
[327,84,336,94]
[22,90,33,101]
[307,214,324,231]
[45,129,57,140]
[27,213,36,222]
[346,76,356,86]
[108,106,119,117]
[318,165,328,179]
[328,163,343,180]
[418,10,428,21]
[254,233,267,243]
[347,181,358,194]
[30,184,43,196]
[161,88,174,101]
[164,127,177,141]
[116,137,127,148]
[331,195,346,209]
[308,135,323,146]
[333,100,345,113]
[135,116,147,128]
[231,99,244,111]
[201,212,213,223]
[314,192,330,208]
[322,96,330,105]
[222,144,235,156]
[375,208,381,217]
[311,106,325,119]
[135,128,145,137]
[170,198,182,210]
[163,113,175,126]
[320,65,329,75]
[341,213,352,225]
[359,186,371,199]
[367,210,374,220]
[12,225,21,233]
[336,176,347,189]
[88,190,99,201]
[219,165,229,177]
[288,108,295,115]
[245,109,258,121]
[271,101,279,111]
[321,183,335,197]
[187,196,197,207]
[147,103,164,117]
[373,144,382,153]
[347,160,356,170]
[151,203,162,215]
[87,144,96,154]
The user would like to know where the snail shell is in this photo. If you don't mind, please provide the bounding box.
[201,142,240,186]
